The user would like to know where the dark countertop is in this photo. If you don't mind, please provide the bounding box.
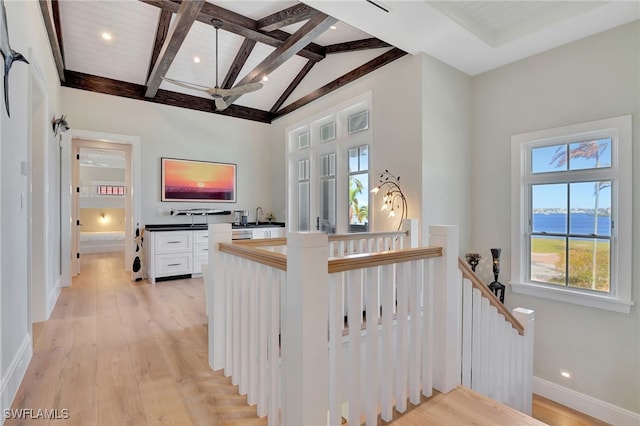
[145,222,285,232]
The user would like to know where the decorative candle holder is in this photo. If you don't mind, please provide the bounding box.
[465,253,481,272]
[488,248,505,303]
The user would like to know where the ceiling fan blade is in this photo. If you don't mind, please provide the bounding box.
[214,97,228,111]
[161,77,211,93]
[212,82,264,97]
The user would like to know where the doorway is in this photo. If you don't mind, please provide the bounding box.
[60,130,140,285]
[75,145,128,273]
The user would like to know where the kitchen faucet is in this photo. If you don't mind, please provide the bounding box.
[255,206,263,225]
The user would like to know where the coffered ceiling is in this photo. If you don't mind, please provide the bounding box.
[38,1,639,123]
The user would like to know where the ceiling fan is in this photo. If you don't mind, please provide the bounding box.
[162,19,263,111]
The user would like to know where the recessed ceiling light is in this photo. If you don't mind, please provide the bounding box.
[101,32,112,41]
[330,25,337,30]
[262,75,269,82]
[193,56,201,63]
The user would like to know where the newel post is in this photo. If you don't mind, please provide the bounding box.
[283,232,329,426]
[401,218,419,248]
[208,223,232,371]
[513,308,535,415]
[428,225,461,394]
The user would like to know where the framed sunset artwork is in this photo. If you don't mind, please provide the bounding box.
[161,157,237,202]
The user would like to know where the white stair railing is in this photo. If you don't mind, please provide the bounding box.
[458,258,535,415]
[205,222,535,425]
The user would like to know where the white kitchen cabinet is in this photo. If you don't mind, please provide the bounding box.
[145,229,205,283]
[193,230,209,274]
[251,227,285,239]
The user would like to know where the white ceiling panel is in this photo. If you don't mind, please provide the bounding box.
[234,54,309,110]
[60,1,159,85]
[213,0,299,20]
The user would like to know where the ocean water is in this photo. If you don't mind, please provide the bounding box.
[533,213,611,236]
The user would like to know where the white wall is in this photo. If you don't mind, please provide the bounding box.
[471,21,639,413]
[1,0,63,415]
[270,53,472,245]
[421,53,472,251]
[61,89,273,226]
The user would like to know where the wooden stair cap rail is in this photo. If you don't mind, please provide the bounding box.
[458,258,524,335]
[328,246,442,273]
[219,242,287,271]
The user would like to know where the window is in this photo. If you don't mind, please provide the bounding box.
[348,145,369,232]
[319,153,336,233]
[287,92,373,234]
[511,116,633,313]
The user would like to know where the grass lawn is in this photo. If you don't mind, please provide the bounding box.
[531,236,610,291]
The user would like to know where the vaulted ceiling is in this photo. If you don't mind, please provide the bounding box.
[38,1,639,124]
[39,0,405,123]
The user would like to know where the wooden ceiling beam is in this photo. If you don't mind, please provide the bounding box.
[270,59,315,113]
[38,0,65,82]
[63,70,272,123]
[147,10,172,80]
[325,37,391,54]
[51,0,65,63]
[225,14,337,106]
[273,47,407,119]
[257,4,319,32]
[139,0,326,62]
[221,38,256,89]
[144,0,205,98]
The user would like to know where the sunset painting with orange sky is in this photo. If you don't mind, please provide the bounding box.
[162,158,236,202]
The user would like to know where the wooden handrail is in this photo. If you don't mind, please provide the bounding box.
[329,246,442,273]
[219,242,287,271]
[328,230,408,242]
[458,258,524,336]
[231,237,287,247]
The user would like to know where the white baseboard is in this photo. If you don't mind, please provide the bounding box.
[533,376,640,425]
[1,335,32,420]
[47,277,61,319]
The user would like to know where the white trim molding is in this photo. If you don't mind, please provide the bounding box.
[510,115,633,313]
[0,336,32,415]
[534,376,640,425]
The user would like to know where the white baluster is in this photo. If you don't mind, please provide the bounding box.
[408,260,421,405]
[232,255,241,385]
[461,278,473,388]
[365,267,379,425]
[471,288,482,392]
[395,262,409,413]
[479,297,490,396]
[347,268,362,425]
[380,264,394,421]
[224,253,233,377]
[240,259,250,395]
[267,268,280,425]
[257,264,268,417]
[248,262,258,405]
[328,273,343,426]
[422,258,433,397]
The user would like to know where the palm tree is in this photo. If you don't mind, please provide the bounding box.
[349,176,365,224]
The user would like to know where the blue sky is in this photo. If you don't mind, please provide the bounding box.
[531,139,612,210]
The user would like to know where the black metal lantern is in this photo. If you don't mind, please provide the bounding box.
[488,248,505,303]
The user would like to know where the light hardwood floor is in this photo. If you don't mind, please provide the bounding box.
[8,252,266,426]
[8,252,611,426]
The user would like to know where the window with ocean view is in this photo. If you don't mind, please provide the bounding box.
[511,116,632,313]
